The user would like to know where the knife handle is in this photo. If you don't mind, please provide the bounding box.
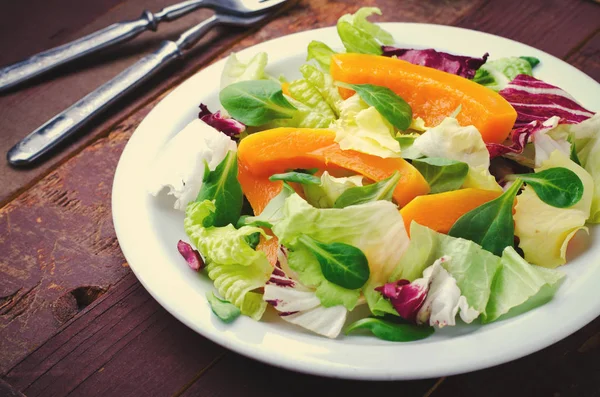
[0,11,157,92]
[6,40,182,166]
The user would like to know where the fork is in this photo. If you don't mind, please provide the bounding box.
[6,1,288,166]
[0,0,284,92]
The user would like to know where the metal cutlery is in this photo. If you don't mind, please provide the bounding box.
[7,0,288,166]
[0,0,285,92]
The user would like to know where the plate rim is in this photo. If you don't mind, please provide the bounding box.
[112,22,600,380]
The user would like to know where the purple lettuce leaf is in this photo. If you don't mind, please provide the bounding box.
[486,121,542,159]
[177,240,205,271]
[375,279,428,322]
[499,74,595,128]
[381,46,488,79]
[198,103,246,137]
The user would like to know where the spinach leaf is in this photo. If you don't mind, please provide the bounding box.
[342,83,413,131]
[269,171,321,185]
[506,167,583,208]
[298,235,369,290]
[306,40,337,71]
[219,80,297,126]
[345,318,434,341]
[449,179,524,256]
[334,171,401,208]
[412,157,469,194]
[196,151,243,227]
[206,292,241,323]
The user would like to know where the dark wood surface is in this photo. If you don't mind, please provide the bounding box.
[1,0,599,395]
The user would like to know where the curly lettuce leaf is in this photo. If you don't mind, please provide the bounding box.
[306,40,337,71]
[331,94,401,158]
[302,171,363,208]
[220,52,268,90]
[337,7,393,55]
[184,200,272,320]
[287,78,336,128]
[412,118,501,191]
[473,56,537,91]
[272,194,410,313]
[514,150,592,268]
[300,64,343,117]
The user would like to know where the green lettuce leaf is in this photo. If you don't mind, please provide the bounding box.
[514,150,592,268]
[567,114,600,222]
[268,64,343,129]
[220,52,268,90]
[303,171,363,208]
[287,248,360,310]
[384,223,501,315]
[272,194,410,312]
[472,56,537,91]
[337,7,394,55]
[483,247,564,323]
[307,41,337,71]
[376,223,562,322]
[331,94,401,158]
[300,64,343,117]
[244,183,294,228]
[412,118,502,191]
[287,78,336,128]
[185,200,272,320]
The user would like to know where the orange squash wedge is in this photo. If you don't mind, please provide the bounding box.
[400,188,502,235]
[238,127,430,214]
[256,233,280,266]
[330,53,517,144]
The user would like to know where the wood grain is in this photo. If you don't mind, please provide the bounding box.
[4,273,226,397]
[0,0,599,395]
[0,0,278,206]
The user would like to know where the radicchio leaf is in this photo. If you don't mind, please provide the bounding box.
[198,103,246,137]
[486,121,542,158]
[376,256,479,327]
[381,47,488,79]
[499,75,595,128]
[263,264,347,338]
[177,240,205,271]
[375,279,427,322]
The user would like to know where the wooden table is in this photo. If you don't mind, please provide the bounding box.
[1,0,599,395]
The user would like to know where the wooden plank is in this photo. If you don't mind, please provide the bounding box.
[0,0,598,395]
[3,273,226,397]
[0,0,273,206]
[0,0,126,65]
[455,0,600,60]
[0,379,25,397]
[428,317,600,397]
[180,352,438,397]
[0,0,484,377]
[567,30,600,83]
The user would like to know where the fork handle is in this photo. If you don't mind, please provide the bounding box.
[6,15,222,166]
[0,11,157,92]
[7,40,184,166]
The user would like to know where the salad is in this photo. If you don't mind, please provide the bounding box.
[149,7,599,341]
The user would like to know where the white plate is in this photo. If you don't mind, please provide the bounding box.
[112,23,600,380]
